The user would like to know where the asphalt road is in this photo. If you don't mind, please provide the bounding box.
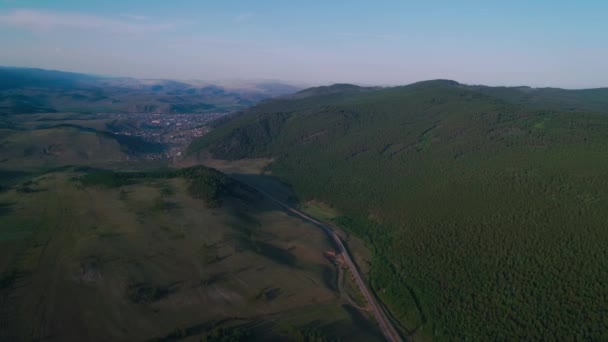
[250,185,404,342]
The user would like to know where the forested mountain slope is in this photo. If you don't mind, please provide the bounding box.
[471,84,608,112]
[189,80,608,340]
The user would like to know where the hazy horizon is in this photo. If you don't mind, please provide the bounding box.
[1,1,607,89]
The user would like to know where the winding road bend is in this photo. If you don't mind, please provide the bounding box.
[250,185,404,342]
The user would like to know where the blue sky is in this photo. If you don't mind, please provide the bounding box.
[0,1,606,88]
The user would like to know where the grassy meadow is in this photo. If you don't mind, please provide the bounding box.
[0,168,382,341]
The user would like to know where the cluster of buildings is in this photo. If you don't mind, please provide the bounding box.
[100,112,229,160]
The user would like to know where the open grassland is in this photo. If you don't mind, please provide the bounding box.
[0,127,128,168]
[9,112,113,131]
[0,169,383,341]
[0,112,165,171]
[301,201,339,221]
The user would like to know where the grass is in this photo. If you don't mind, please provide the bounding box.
[342,268,367,308]
[0,113,166,171]
[301,200,339,220]
[0,170,382,341]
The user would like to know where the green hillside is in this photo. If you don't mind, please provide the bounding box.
[190,81,608,340]
[0,166,381,341]
[471,85,608,112]
[0,68,379,339]
[0,125,163,169]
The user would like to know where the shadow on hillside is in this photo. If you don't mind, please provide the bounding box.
[0,202,14,217]
[229,172,299,207]
[341,304,384,339]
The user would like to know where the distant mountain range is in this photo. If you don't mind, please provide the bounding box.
[0,67,301,115]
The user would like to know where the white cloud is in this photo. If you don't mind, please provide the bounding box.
[337,33,396,40]
[120,14,148,21]
[0,9,173,34]
[233,13,253,23]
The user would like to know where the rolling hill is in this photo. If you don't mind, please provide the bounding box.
[0,166,381,341]
[0,68,382,341]
[0,124,163,169]
[0,67,301,115]
[189,80,608,340]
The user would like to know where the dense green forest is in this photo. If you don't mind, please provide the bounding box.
[190,81,608,339]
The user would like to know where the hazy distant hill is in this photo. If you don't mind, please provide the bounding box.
[190,80,608,340]
[0,67,301,115]
[285,83,377,99]
[0,124,163,168]
[470,84,608,112]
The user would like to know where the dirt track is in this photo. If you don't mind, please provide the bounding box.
[250,185,404,342]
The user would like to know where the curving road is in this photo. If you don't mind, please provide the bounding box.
[249,185,404,342]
